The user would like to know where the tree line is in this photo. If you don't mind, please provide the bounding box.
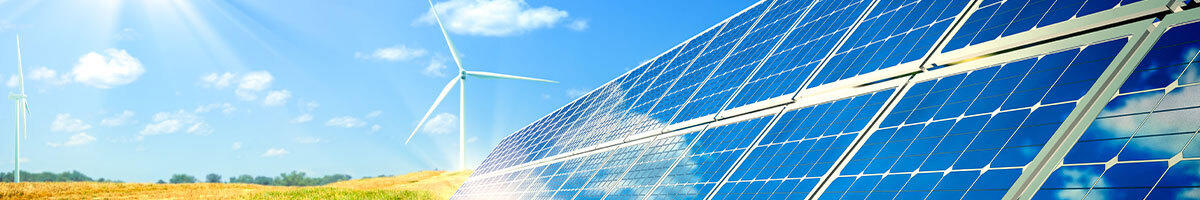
[0,170,122,182]
[160,171,353,186]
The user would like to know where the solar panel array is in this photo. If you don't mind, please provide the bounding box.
[452,0,1200,199]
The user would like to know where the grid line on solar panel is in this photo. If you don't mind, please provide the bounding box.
[649,2,775,130]
[624,114,780,200]
[722,0,879,111]
[810,33,1134,200]
[599,128,707,200]
[707,88,898,200]
[806,0,973,87]
[670,0,815,124]
[1024,11,1200,200]
[940,0,1169,53]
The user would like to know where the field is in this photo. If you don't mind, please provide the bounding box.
[0,170,471,199]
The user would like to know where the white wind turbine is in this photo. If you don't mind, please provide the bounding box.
[406,0,557,170]
[9,35,30,183]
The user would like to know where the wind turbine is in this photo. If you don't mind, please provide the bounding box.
[9,35,30,183]
[406,0,557,170]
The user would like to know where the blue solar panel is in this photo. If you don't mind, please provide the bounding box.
[726,0,875,109]
[673,0,811,123]
[650,1,774,124]
[1030,19,1200,200]
[942,0,1160,53]
[644,116,777,199]
[820,37,1128,200]
[710,89,895,199]
[808,0,972,86]
[452,1,1195,199]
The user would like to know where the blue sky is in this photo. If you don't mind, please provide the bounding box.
[0,0,755,182]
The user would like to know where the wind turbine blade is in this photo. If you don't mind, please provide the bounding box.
[15,34,24,94]
[406,76,461,144]
[465,71,558,83]
[426,0,465,72]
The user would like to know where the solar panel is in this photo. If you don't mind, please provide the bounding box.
[1023,10,1200,200]
[818,36,1130,200]
[807,0,972,86]
[724,0,874,110]
[711,89,896,199]
[451,0,1200,199]
[941,0,1172,53]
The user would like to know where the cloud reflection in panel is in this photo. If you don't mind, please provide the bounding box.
[821,37,1128,200]
[1030,21,1200,200]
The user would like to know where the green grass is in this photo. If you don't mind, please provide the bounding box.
[244,187,437,200]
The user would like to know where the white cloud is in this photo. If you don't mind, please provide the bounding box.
[29,67,71,85]
[6,75,17,88]
[71,49,145,89]
[422,113,457,135]
[467,136,478,143]
[300,100,320,112]
[295,136,321,144]
[51,114,92,132]
[46,132,96,147]
[566,88,587,98]
[235,71,274,101]
[356,45,427,61]
[421,0,571,36]
[264,90,292,106]
[200,72,236,89]
[292,114,314,124]
[365,110,383,119]
[424,56,450,77]
[232,142,242,150]
[140,110,212,137]
[325,116,366,128]
[195,103,236,114]
[202,71,293,104]
[568,19,589,31]
[100,110,135,127]
[371,124,382,133]
[261,148,289,157]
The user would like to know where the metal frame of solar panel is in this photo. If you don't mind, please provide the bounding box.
[451,0,1200,199]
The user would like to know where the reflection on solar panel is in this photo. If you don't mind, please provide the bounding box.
[452,0,1199,199]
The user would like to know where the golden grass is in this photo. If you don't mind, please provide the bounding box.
[0,170,471,200]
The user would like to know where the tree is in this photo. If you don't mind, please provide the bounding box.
[205,174,222,183]
[232,175,254,183]
[277,171,311,186]
[156,180,166,184]
[253,176,273,185]
[1,170,116,182]
[169,174,196,184]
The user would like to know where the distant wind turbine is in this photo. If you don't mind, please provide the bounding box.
[406,0,557,170]
[9,35,30,183]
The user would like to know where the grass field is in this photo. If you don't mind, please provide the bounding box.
[0,170,470,200]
